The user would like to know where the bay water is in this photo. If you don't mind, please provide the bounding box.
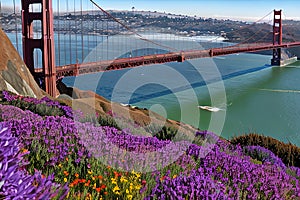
[6,32,300,146]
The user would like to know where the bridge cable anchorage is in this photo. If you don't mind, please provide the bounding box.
[90,0,179,52]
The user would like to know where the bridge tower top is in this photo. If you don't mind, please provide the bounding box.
[22,0,57,97]
[271,10,283,66]
[273,9,282,45]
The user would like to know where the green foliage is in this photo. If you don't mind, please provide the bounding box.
[231,133,300,167]
[155,126,178,140]
[98,115,121,130]
[2,99,64,117]
[143,124,180,141]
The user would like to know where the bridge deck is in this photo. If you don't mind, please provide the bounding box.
[34,42,300,78]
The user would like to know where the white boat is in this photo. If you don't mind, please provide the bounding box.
[198,105,223,112]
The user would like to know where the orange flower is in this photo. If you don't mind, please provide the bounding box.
[72,179,79,185]
[80,179,86,183]
[63,171,69,176]
[84,180,91,187]
[160,176,167,181]
[95,187,101,192]
[21,148,29,153]
[107,165,111,169]
[98,175,103,180]
[104,192,108,195]
[113,171,119,177]
[101,184,106,189]
[65,157,69,161]
[75,173,79,178]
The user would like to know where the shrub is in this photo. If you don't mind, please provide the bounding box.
[1,90,72,118]
[231,133,300,167]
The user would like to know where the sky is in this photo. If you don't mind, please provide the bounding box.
[1,0,300,21]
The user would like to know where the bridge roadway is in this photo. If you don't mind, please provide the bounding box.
[35,42,300,78]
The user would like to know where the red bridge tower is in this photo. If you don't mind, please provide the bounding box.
[271,10,282,66]
[22,0,57,97]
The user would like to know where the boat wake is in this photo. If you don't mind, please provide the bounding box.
[198,105,224,112]
[198,102,231,112]
[258,88,300,93]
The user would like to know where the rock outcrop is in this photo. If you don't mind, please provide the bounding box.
[0,28,42,98]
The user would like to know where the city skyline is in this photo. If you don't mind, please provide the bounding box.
[1,0,300,21]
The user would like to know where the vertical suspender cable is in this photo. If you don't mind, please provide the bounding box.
[63,1,67,65]
[106,14,108,60]
[57,0,61,66]
[67,0,72,64]
[74,0,78,64]
[80,0,84,62]
[13,0,19,53]
[0,1,2,28]
[101,11,104,60]
[92,4,97,61]
[87,0,90,54]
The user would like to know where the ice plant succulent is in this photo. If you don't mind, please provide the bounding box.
[0,123,69,199]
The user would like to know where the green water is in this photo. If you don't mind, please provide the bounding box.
[134,58,300,146]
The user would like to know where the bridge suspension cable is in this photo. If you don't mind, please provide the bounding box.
[90,0,179,52]
[282,12,297,43]
[206,10,274,44]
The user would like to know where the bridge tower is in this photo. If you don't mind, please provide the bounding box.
[271,10,282,66]
[22,0,56,97]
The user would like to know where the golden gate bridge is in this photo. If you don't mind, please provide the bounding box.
[1,0,300,97]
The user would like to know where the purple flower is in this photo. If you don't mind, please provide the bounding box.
[0,123,68,199]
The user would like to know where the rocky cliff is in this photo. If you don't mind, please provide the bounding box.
[0,28,42,98]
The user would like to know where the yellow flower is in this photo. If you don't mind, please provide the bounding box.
[64,178,68,183]
[93,183,97,189]
[173,175,177,179]
[127,194,133,200]
[85,193,92,200]
[58,163,62,168]
[126,189,130,194]
[131,170,141,178]
[113,185,120,195]
[120,176,128,183]
[111,178,117,185]
[135,173,141,178]
[135,185,141,190]
[87,170,93,174]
